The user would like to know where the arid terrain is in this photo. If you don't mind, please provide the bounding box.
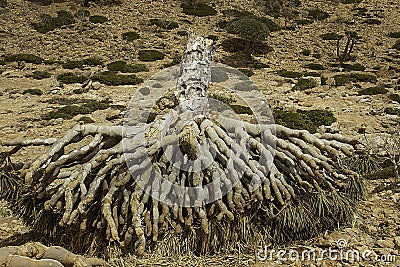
[0,0,399,266]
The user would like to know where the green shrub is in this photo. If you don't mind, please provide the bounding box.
[31,71,51,79]
[256,16,281,32]
[57,73,88,84]
[43,99,111,120]
[181,1,217,17]
[229,104,253,115]
[388,32,400,38]
[253,62,269,69]
[274,109,336,133]
[363,18,381,25]
[303,71,321,77]
[384,107,400,116]
[82,58,103,66]
[62,58,102,69]
[107,61,148,73]
[32,10,75,33]
[177,30,188,36]
[150,18,179,30]
[358,86,388,95]
[278,70,302,78]
[341,63,366,71]
[138,50,165,62]
[122,31,140,41]
[333,74,353,85]
[93,71,143,86]
[238,68,254,77]
[295,19,313,25]
[44,59,61,65]
[305,63,325,70]
[351,73,377,83]
[301,49,311,56]
[393,40,400,51]
[389,94,400,103]
[89,15,108,24]
[333,73,377,85]
[320,32,343,40]
[308,8,330,20]
[321,75,328,85]
[226,16,270,49]
[295,77,318,90]
[23,88,43,95]
[4,53,43,64]
[298,109,337,128]
[207,34,219,41]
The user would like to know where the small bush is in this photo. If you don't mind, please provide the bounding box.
[278,70,302,78]
[295,19,313,25]
[333,74,353,86]
[393,40,400,51]
[301,49,311,56]
[320,32,343,40]
[351,73,377,83]
[229,104,253,115]
[177,30,188,36]
[150,18,179,30]
[253,62,269,69]
[43,99,111,120]
[89,15,108,24]
[384,107,400,116]
[295,77,318,90]
[238,68,254,77]
[358,86,388,95]
[31,70,51,79]
[226,16,270,47]
[181,1,217,17]
[388,32,400,38]
[122,31,140,41]
[4,54,43,64]
[305,63,325,70]
[321,75,328,85]
[93,71,143,86]
[334,73,377,85]
[32,10,75,33]
[207,35,219,41]
[274,109,336,133]
[341,63,366,71]
[57,73,88,84]
[308,8,330,21]
[389,94,400,103]
[138,50,165,62]
[107,61,149,73]
[23,88,43,95]
[303,71,321,77]
[362,18,381,25]
[62,58,102,69]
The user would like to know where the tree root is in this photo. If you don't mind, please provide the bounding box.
[0,114,364,255]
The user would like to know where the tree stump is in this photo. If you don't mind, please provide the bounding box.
[0,37,364,256]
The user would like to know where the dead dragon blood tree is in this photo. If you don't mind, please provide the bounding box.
[0,37,364,257]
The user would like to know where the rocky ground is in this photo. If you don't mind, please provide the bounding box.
[0,0,399,266]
